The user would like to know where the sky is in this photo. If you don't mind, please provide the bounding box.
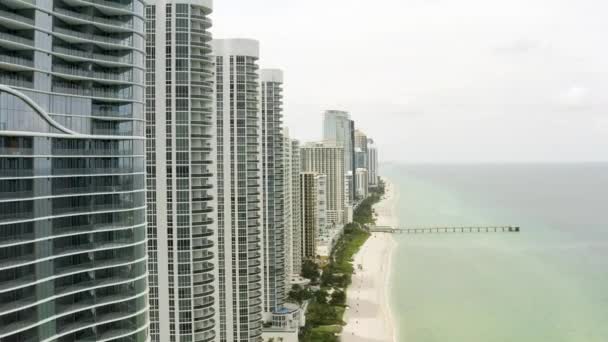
[213,0,608,163]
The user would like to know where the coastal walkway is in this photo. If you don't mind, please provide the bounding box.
[370,225,520,234]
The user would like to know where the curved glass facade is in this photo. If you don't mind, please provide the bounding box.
[0,1,147,341]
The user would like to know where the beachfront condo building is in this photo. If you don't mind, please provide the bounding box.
[289,138,303,280]
[0,0,148,340]
[354,129,368,170]
[322,110,355,201]
[299,172,322,259]
[282,129,305,288]
[260,69,285,317]
[300,142,345,225]
[282,129,293,290]
[355,168,369,199]
[368,138,379,187]
[315,174,328,240]
[212,38,264,342]
[145,1,218,341]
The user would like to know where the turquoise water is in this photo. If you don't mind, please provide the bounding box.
[384,164,608,342]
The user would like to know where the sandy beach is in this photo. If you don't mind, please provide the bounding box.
[342,181,398,342]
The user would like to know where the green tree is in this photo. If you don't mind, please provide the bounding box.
[287,285,312,304]
[329,290,346,306]
[314,289,329,305]
[301,259,320,283]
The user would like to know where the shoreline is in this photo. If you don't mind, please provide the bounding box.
[342,181,399,342]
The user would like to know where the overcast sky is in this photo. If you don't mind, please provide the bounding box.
[213,0,608,163]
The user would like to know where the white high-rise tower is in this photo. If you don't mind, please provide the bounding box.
[212,38,263,342]
[260,69,285,317]
[145,1,218,341]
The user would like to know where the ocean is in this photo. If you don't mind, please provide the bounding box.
[383,163,608,342]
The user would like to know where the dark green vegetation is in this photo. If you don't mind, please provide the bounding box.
[299,181,386,342]
[301,259,321,284]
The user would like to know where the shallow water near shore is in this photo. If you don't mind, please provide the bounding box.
[384,163,608,342]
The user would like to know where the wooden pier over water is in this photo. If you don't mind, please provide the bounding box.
[370,225,520,234]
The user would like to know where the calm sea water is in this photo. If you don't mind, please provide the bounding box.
[384,163,608,342]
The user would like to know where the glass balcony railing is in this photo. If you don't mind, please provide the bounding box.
[51,168,141,176]
[0,8,34,26]
[53,7,133,29]
[52,83,133,100]
[53,46,133,64]
[53,65,133,82]
[81,0,134,12]
[0,73,32,88]
[0,31,33,46]
[54,27,132,47]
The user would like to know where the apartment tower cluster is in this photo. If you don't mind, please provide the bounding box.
[0,1,380,342]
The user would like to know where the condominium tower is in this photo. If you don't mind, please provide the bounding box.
[299,173,321,259]
[300,142,345,225]
[260,69,285,317]
[0,1,147,341]
[283,129,307,286]
[354,129,368,170]
[289,139,302,280]
[145,1,218,341]
[355,168,369,199]
[322,110,355,201]
[281,129,293,288]
[212,38,263,342]
[368,138,379,187]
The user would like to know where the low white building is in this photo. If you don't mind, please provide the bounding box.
[262,303,306,342]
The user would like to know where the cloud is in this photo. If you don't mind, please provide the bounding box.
[494,39,546,55]
[558,86,591,111]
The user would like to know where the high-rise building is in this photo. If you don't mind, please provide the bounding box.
[354,129,368,170]
[212,38,263,342]
[315,174,328,241]
[282,128,293,289]
[322,110,355,201]
[0,1,147,341]
[282,130,305,287]
[300,142,344,225]
[145,1,217,341]
[355,129,368,169]
[299,172,320,259]
[260,69,285,317]
[344,171,353,207]
[289,139,302,279]
[368,138,379,187]
[355,168,369,199]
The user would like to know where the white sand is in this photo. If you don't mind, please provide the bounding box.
[342,182,398,342]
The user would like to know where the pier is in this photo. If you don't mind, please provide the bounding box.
[369,225,520,234]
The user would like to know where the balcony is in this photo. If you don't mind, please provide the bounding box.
[53,46,133,66]
[54,27,132,48]
[92,106,133,119]
[53,64,133,83]
[53,7,133,30]
[51,167,141,178]
[3,0,36,8]
[0,8,34,30]
[0,31,33,50]
[78,0,134,12]
[52,83,133,100]
[190,29,211,41]
[190,15,212,28]
[54,255,142,278]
